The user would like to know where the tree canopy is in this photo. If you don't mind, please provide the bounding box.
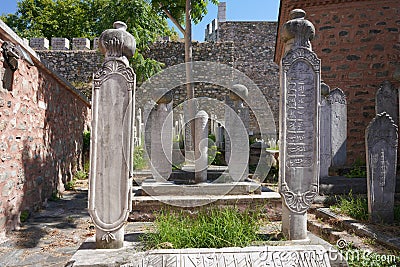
[1,0,177,83]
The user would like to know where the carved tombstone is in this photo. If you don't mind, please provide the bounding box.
[89,21,136,249]
[329,88,347,167]
[279,9,320,240]
[319,82,331,178]
[366,112,398,223]
[225,84,250,181]
[376,80,398,125]
[150,90,173,181]
[195,110,209,183]
[225,84,249,165]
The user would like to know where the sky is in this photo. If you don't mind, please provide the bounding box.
[0,0,280,41]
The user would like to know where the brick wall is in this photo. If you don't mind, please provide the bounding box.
[276,0,400,164]
[0,20,90,240]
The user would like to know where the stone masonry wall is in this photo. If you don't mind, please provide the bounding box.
[276,0,400,164]
[36,50,103,98]
[36,23,280,137]
[216,21,279,132]
[0,21,90,240]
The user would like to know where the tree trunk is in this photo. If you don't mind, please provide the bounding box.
[185,0,195,152]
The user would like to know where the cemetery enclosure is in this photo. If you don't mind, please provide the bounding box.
[0,21,90,239]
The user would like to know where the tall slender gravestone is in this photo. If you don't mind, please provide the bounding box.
[366,112,398,223]
[329,88,347,167]
[150,90,173,181]
[376,80,398,125]
[319,82,331,178]
[279,9,320,240]
[89,21,135,249]
[195,110,209,183]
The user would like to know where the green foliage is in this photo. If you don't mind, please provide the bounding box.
[65,179,76,191]
[1,0,174,83]
[143,207,261,249]
[345,158,366,178]
[330,191,368,221]
[134,145,148,170]
[83,130,90,152]
[84,161,90,174]
[20,210,29,223]
[74,170,88,180]
[208,134,216,142]
[150,0,218,26]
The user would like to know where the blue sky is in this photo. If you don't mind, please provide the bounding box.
[0,0,280,41]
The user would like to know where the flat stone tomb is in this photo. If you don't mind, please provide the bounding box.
[122,245,332,267]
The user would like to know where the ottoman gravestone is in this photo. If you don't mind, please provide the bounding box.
[279,9,321,240]
[150,89,173,181]
[366,112,398,223]
[376,80,398,125]
[319,82,331,178]
[88,21,136,249]
[328,88,347,167]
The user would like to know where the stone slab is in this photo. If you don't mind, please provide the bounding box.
[140,180,261,196]
[70,240,333,267]
[131,191,282,212]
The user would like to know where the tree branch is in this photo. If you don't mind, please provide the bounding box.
[160,4,185,35]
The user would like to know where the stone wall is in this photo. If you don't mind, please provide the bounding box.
[276,0,400,164]
[36,50,103,97]
[0,20,90,240]
[33,20,280,136]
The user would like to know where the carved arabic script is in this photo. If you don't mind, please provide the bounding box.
[285,60,315,168]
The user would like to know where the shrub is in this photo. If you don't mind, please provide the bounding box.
[74,170,88,180]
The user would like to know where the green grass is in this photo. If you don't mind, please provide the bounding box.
[74,170,88,180]
[142,207,262,249]
[65,180,76,191]
[330,191,368,221]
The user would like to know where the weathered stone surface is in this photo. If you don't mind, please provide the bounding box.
[279,9,320,240]
[328,88,347,167]
[194,110,209,183]
[122,246,332,267]
[366,112,398,223]
[376,80,398,124]
[89,21,136,249]
[0,21,90,239]
[150,96,173,181]
[320,82,331,178]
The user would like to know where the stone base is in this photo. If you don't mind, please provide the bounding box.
[131,190,282,212]
[140,179,261,196]
[69,232,347,267]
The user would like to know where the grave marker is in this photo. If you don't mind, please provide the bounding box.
[328,88,347,167]
[88,21,135,249]
[279,9,320,240]
[376,80,398,125]
[366,112,398,223]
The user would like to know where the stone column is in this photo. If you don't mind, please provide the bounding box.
[366,112,398,223]
[319,82,331,178]
[195,110,209,183]
[279,9,320,240]
[328,88,347,167]
[150,90,173,181]
[88,21,136,249]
